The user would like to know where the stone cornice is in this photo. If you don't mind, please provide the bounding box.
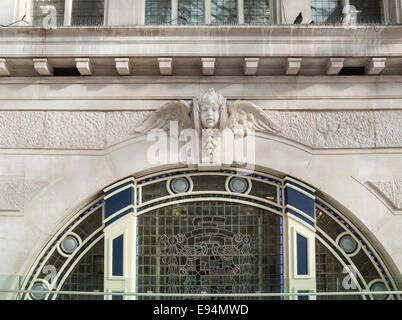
[1,25,402,57]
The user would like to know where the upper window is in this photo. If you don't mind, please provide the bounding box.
[349,0,384,24]
[31,0,105,27]
[211,0,237,25]
[32,0,66,27]
[145,0,172,24]
[178,0,204,25]
[71,0,105,26]
[244,0,270,24]
[311,0,343,24]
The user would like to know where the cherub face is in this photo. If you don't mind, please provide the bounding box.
[200,103,220,129]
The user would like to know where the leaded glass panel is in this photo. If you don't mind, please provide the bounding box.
[58,239,104,300]
[350,0,384,24]
[145,0,172,24]
[350,249,381,283]
[316,209,345,241]
[179,0,204,24]
[315,240,362,300]
[191,175,227,192]
[142,181,170,203]
[71,0,105,26]
[72,207,103,240]
[244,0,270,24]
[311,0,343,24]
[248,180,277,203]
[136,201,282,299]
[32,0,65,27]
[211,0,237,25]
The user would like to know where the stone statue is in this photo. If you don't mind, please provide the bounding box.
[136,88,280,136]
[136,88,281,165]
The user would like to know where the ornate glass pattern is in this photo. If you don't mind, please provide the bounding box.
[142,181,170,203]
[311,0,343,24]
[178,0,204,24]
[248,180,277,203]
[211,0,237,25]
[315,199,396,299]
[136,201,282,299]
[145,0,172,24]
[58,239,104,300]
[32,0,66,27]
[71,0,105,26]
[191,175,227,192]
[315,240,362,300]
[350,0,384,24]
[244,0,270,24]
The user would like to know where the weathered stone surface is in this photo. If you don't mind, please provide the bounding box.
[0,112,45,148]
[24,181,47,204]
[0,110,400,150]
[44,112,106,149]
[106,111,152,146]
[313,112,375,148]
[270,111,315,147]
[0,178,48,212]
[369,180,402,209]
[374,111,402,147]
[0,179,22,211]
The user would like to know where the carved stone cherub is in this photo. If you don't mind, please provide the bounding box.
[136,88,280,137]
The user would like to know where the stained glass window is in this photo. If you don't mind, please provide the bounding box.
[58,239,104,300]
[145,0,172,25]
[211,0,237,25]
[178,0,204,24]
[311,0,343,24]
[315,240,362,300]
[136,201,283,299]
[244,0,270,24]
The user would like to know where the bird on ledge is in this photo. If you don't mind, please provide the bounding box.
[293,12,303,24]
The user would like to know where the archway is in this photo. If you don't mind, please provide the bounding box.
[20,167,400,300]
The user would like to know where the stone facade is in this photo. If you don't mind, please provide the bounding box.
[0,1,402,297]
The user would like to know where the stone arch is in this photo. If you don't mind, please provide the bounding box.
[19,158,401,300]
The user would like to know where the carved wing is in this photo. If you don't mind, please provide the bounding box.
[135,101,192,134]
[226,100,281,136]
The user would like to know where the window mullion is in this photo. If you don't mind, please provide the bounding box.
[237,0,244,24]
[205,0,211,24]
[398,0,402,23]
[64,0,73,26]
[172,0,178,24]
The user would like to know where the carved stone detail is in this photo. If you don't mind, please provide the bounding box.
[0,109,400,150]
[313,112,375,148]
[0,111,46,148]
[0,179,47,212]
[44,112,105,149]
[369,181,402,210]
[0,180,22,211]
[106,111,153,146]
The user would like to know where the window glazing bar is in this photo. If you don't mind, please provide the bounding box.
[65,0,73,26]
[172,0,178,24]
[205,0,211,24]
[237,0,244,24]
[3,289,402,297]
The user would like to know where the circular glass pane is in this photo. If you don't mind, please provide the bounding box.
[370,282,389,300]
[339,235,357,254]
[170,178,190,194]
[229,177,249,194]
[30,282,47,300]
[61,235,79,254]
